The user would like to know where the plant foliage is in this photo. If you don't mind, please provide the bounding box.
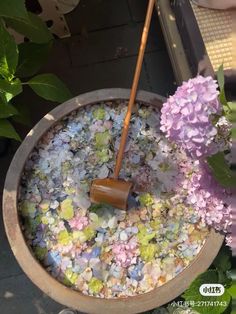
[0,1,72,141]
[206,65,236,187]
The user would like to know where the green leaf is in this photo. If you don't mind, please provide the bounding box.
[5,12,53,44]
[0,78,22,101]
[216,65,231,114]
[0,91,8,104]
[16,41,52,78]
[232,127,236,140]
[28,73,72,103]
[227,283,236,298]
[0,102,18,118]
[219,89,231,114]
[0,20,18,78]
[228,102,236,123]
[0,118,20,141]
[0,0,28,22]
[12,103,31,126]
[213,246,232,273]
[183,270,231,314]
[218,270,232,289]
[217,64,225,92]
[207,152,236,188]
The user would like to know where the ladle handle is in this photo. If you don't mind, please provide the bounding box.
[113,0,155,179]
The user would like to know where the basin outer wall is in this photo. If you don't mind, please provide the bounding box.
[2,89,224,314]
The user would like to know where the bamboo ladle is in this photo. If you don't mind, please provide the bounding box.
[90,0,155,210]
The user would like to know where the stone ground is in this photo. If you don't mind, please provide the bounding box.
[0,1,176,313]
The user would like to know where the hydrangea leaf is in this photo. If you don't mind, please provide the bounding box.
[0,20,18,78]
[182,270,231,314]
[0,78,22,101]
[28,73,72,103]
[207,152,236,187]
[0,0,28,21]
[88,277,103,294]
[17,41,52,78]
[213,246,231,273]
[0,118,21,141]
[216,65,231,114]
[217,64,225,91]
[0,102,18,118]
[59,199,74,220]
[5,12,53,44]
[227,283,236,299]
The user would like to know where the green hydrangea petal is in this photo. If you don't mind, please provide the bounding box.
[137,224,156,245]
[140,244,158,262]
[59,198,74,220]
[93,108,106,120]
[65,269,78,285]
[139,193,154,207]
[95,131,111,148]
[88,277,103,294]
[57,230,72,245]
[96,149,110,163]
[83,226,96,241]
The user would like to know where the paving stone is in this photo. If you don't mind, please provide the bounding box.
[127,0,148,22]
[0,152,23,280]
[15,86,57,130]
[60,55,150,95]
[127,0,161,22]
[0,274,65,314]
[144,50,177,97]
[65,0,130,35]
[0,216,23,280]
[41,39,72,74]
[10,56,150,140]
[68,19,164,67]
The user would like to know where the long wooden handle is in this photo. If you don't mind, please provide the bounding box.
[113,0,155,179]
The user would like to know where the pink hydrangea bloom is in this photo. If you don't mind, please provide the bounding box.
[112,237,138,268]
[160,76,224,159]
[227,190,236,255]
[69,214,88,230]
[180,160,231,233]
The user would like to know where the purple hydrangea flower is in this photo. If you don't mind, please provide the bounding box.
[180,160,232,233]
[160,76,224,159]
